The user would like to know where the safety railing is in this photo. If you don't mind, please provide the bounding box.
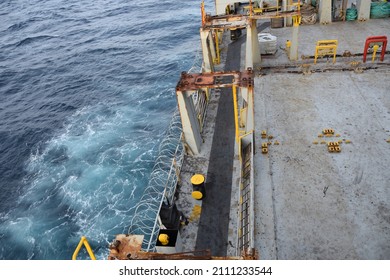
[237,131,255,254]
[128,111,185,251]
[72,236,96,260]
[127,51,206,252]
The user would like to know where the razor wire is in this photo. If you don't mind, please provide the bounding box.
[128,110,185,251]
[127,41,204,252]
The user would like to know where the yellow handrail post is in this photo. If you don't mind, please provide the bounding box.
[232,85,239,143]
[372,44,379,62]
[214,30,220,64]
[72,236,97,260]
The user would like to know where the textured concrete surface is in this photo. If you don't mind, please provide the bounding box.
[253,19,390,259]
[178,18,390,259]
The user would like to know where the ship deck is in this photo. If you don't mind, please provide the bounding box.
[253,19,390,259]
[177,18,390,259]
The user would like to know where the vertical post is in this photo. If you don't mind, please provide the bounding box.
[356,0,371,21]
[232,85,239,143]
[319,0,332,24]
[372,45,379,62]
[246,86,255,133]
[289,16,300,60]
[200,28,215,72]
[245,19,261,69]
[176,90,202,155]
[213,30,220,64]
[282,0,287,27]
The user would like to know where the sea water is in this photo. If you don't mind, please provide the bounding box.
[0,0,208,259]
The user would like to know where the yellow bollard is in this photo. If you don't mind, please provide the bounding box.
[372,45,379,62]
[286,40,291,58]
[158,234,169,246]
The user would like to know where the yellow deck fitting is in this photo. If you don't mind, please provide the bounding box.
[338,140,343,144]
[345,140,352,144]
[328,147,335,152]
[268,135,274,140]
[274,140,280,145]
[314,40,338,64]
[262,148,268,154]
[320,140,326,144]
[268,141,272,145]
[261,130,267,138]
[262,142,268,148]
[387,139,390,143]
[327,141,338,147]
[313,140,319,144]
[335,146,341,152]
[158,234,169,246]
[323,128,335,135]
[318,134,323,138]
[189,205,202,222]
[336,134,341,137]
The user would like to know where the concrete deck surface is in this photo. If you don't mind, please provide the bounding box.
[253,19,390,259]
[176,17,389,260]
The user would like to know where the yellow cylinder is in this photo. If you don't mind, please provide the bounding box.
[191,174,206,200]
[158,234,169,246]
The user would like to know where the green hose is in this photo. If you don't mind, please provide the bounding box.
[346,8,358,21]
[370,2,390,19]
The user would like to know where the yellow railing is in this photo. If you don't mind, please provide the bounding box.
[72,236,97,260]
[314,40,338,64]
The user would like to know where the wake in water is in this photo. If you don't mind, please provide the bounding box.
[0,95,164,259]
[0,0,206,259]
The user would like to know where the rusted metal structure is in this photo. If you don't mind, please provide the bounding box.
[108,234,258,260]
[176,69,254,155]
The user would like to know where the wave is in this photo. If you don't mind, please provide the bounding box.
[15,35,59,47]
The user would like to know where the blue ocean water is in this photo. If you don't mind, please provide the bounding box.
[0,0,206,259]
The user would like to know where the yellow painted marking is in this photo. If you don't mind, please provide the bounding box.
[189,205,202,222]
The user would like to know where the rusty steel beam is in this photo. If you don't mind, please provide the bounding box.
[203,11,301,30]
[176,69,254,92]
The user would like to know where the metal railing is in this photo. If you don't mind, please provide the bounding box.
[128,111,185,251]
[127,52,205,252]
[72,236,96,260]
